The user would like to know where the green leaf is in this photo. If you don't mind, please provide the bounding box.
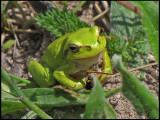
[2,40,15,51]
[129,1,159,63]
[83,77,105,119]
[2,86,120,115]
[1,88,89,115]
[1,100,27,115]
[111,54,159,119]
[83,77,118,119]
[21,111,37,119]
[1,68,52,119]
[111,1,142,37]
[104,100,117,119]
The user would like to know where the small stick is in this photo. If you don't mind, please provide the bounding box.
[87,71,113,75]
[111,62,158,77]
[94,2,110,31]
[13,29,39,33]
[92,7,109,21]
[116,1,141,16]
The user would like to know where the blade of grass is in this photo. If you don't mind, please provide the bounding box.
[8,73,35,86]
[72,1,87,13]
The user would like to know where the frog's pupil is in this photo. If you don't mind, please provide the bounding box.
[70,46,76,50]
[69,44,79,53]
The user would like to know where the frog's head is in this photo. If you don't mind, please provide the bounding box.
[63,26,106,71]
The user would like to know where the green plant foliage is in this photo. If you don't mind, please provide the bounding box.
[83,77,117,119]
[2,40,15,51]
[1,68,53,119]
[104,100,117,119]
[34,8,91,38]
[2,86,120,116]
[130,1,159,63]
[109,1,151,71]
[111,1,142,38]
[83,77,105,119]
[112,54,159,119]
[107,27,150,68]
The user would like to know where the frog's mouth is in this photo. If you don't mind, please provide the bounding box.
[69,50,105,82]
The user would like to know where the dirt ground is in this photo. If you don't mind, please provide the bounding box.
[1,1,159,119]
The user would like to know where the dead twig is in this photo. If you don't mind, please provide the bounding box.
[94,2,110,31]
[13,29,39,33]
[92,7,109,21]
[116,1,141,16]
[111,62,158,77]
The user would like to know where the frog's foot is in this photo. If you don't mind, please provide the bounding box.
[28,61,56,87]
[53,70,86,90]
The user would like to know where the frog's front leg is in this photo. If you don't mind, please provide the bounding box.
[28,61,56,87]
[53,64,86,90]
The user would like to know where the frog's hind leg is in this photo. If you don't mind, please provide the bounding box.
[28,61,56,87]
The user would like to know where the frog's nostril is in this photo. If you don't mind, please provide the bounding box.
[84,46,91,50]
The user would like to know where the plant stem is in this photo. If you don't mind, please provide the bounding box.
[73,1,87,13]
[8,73,33,84]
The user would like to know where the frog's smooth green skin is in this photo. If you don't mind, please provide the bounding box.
[28,26,111,90]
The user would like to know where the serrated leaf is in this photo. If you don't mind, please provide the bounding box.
[2,40,15,51]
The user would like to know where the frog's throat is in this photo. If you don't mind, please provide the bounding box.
[73,49,104,73]
[69,50,104,80]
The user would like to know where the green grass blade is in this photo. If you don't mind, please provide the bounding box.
[72,1,87,13]
[8,73,35,86]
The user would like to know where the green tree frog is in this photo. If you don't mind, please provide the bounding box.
[28,26,111,90]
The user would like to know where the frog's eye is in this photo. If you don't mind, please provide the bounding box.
[98,27,104,35]
[69,44,79,53]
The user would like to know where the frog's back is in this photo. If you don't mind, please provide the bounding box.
[40,33,70,70]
